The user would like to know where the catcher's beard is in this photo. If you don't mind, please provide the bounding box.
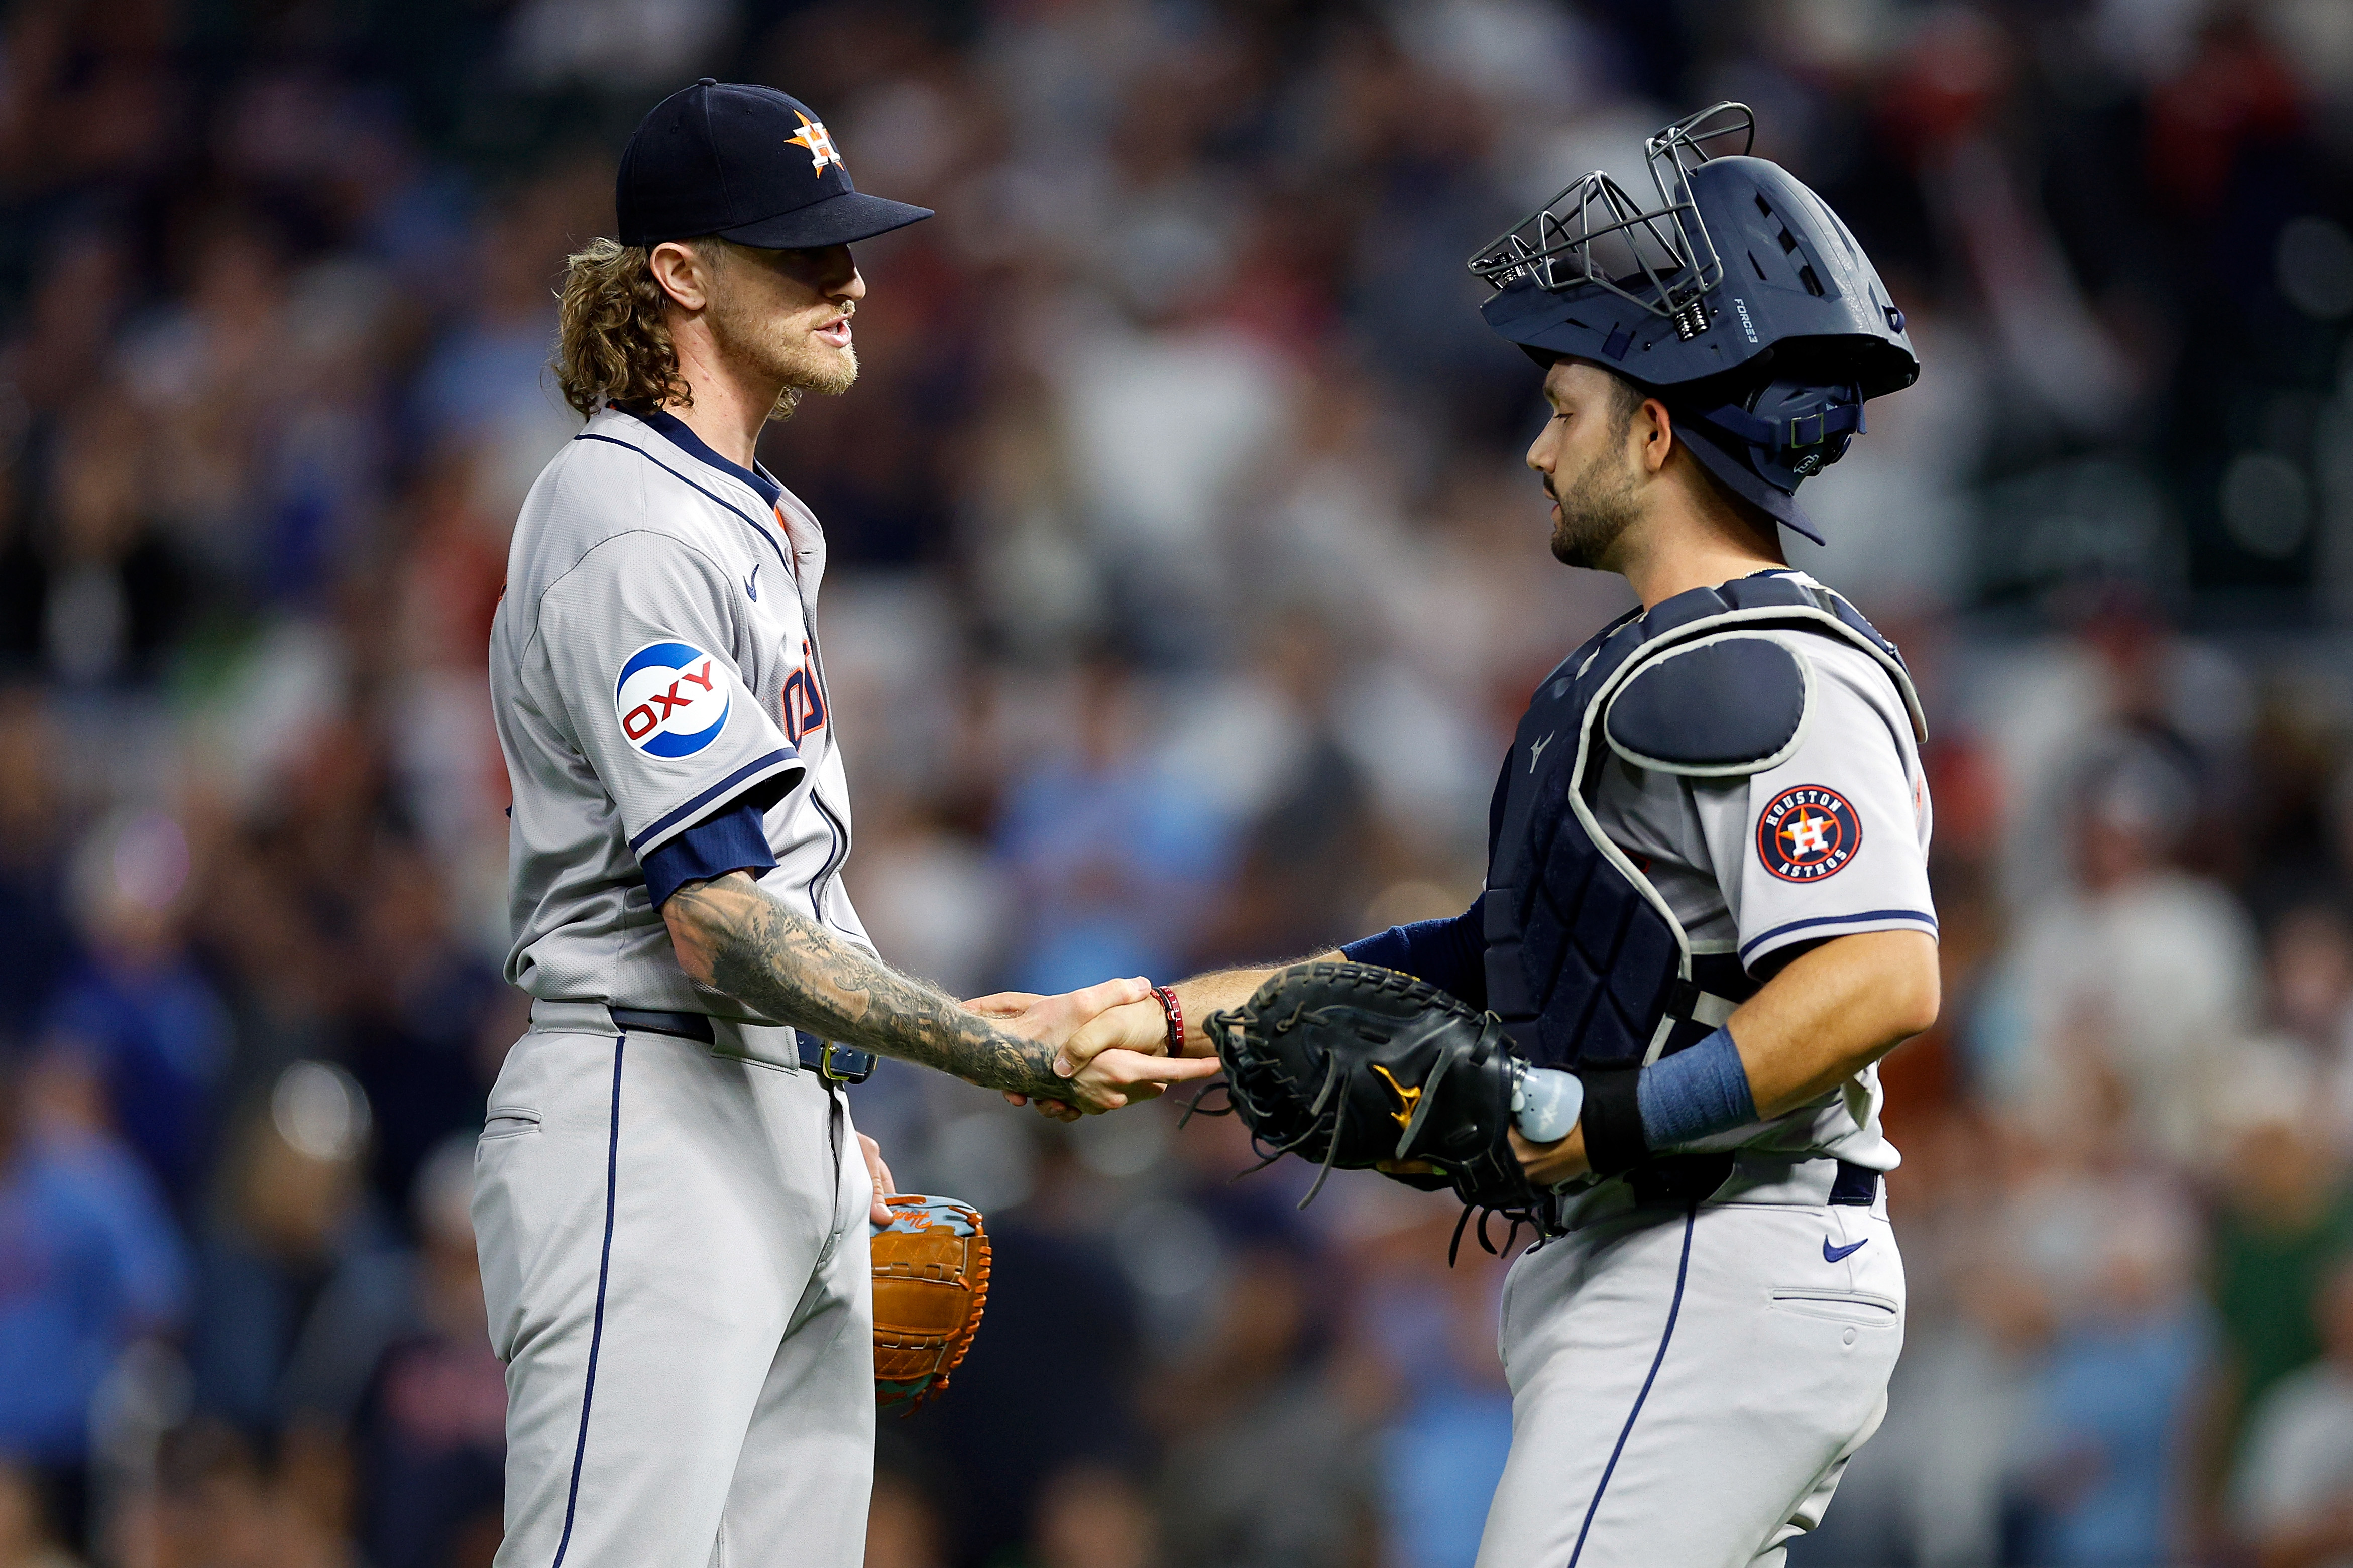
[1549,440,1643,569]
[706,281,858,423]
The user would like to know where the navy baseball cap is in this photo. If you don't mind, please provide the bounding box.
[616,79,933,250]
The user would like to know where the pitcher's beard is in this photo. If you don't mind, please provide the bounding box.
[1549,448,1641,569]
[709,295,859,423]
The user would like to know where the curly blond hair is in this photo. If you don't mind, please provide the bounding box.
[553,237,692,418]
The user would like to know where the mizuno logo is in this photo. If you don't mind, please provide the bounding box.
[745,564,760,601]
[1529,733,1555,773]
[1823,1237,1868,1263]
[1369,1063,1421,1128]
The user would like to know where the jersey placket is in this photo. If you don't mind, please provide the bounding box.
[761,492,853,937]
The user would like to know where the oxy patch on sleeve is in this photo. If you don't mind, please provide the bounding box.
[1604,634,1810,776]
[615,639,731,758]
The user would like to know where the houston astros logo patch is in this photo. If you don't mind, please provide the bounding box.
[1757,785,1860,882]
[788,112,844,174]
[615,641,731,758]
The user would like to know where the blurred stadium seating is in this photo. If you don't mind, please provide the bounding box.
[1,1,2350,1565]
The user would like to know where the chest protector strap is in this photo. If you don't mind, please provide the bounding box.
[1480,574,1925,1071]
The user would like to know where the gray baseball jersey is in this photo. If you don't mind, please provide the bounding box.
[489,406,874,1017]
[1590,569,1935,1172]
[1476,569,1926,1568]
[480,406,880,1568]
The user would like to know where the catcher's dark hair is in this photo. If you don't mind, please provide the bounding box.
[553,236,700,419]
[1597,366,1647,437]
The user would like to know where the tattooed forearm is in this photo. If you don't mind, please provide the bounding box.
[662,873,1074,1099]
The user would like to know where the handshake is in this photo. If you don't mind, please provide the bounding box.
[963,976,1216,1121]
[960,963,1583,1209]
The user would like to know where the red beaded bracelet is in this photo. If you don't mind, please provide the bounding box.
[1151,985,1183,1057]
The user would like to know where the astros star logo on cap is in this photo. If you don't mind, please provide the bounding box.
[616,80,927,249]
[788,112,844,175]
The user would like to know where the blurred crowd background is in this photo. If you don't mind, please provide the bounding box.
[1,0,2351,1565]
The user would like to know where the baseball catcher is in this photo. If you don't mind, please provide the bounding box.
[1039,102,1938,1567]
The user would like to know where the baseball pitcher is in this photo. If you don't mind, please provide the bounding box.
[475,79,1211,1568]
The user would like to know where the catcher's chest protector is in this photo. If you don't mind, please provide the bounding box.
[1482,574,1924,1070]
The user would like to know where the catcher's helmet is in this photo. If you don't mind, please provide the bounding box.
[1470,104,1917,542]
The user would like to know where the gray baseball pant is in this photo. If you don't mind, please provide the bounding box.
[473,1004,874,1568]
[1475,1178,1904,1567]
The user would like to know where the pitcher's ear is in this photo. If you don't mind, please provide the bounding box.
[647,240,712,312]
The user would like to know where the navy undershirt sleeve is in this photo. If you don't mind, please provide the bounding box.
[1340,897,1488,1006]
[642,794,778,908]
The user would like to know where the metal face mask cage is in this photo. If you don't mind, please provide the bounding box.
[1468,102,1755,342]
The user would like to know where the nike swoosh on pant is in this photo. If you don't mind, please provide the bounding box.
[1823,1237,1868,1263]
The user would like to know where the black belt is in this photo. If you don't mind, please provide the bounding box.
[1829,1160,1881,1205]
[1626,1152,1738,1207]
[1620,1152,1880,1208]
[607,1007,877,1084]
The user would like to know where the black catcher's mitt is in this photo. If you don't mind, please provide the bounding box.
[1201,961,1540,1219]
